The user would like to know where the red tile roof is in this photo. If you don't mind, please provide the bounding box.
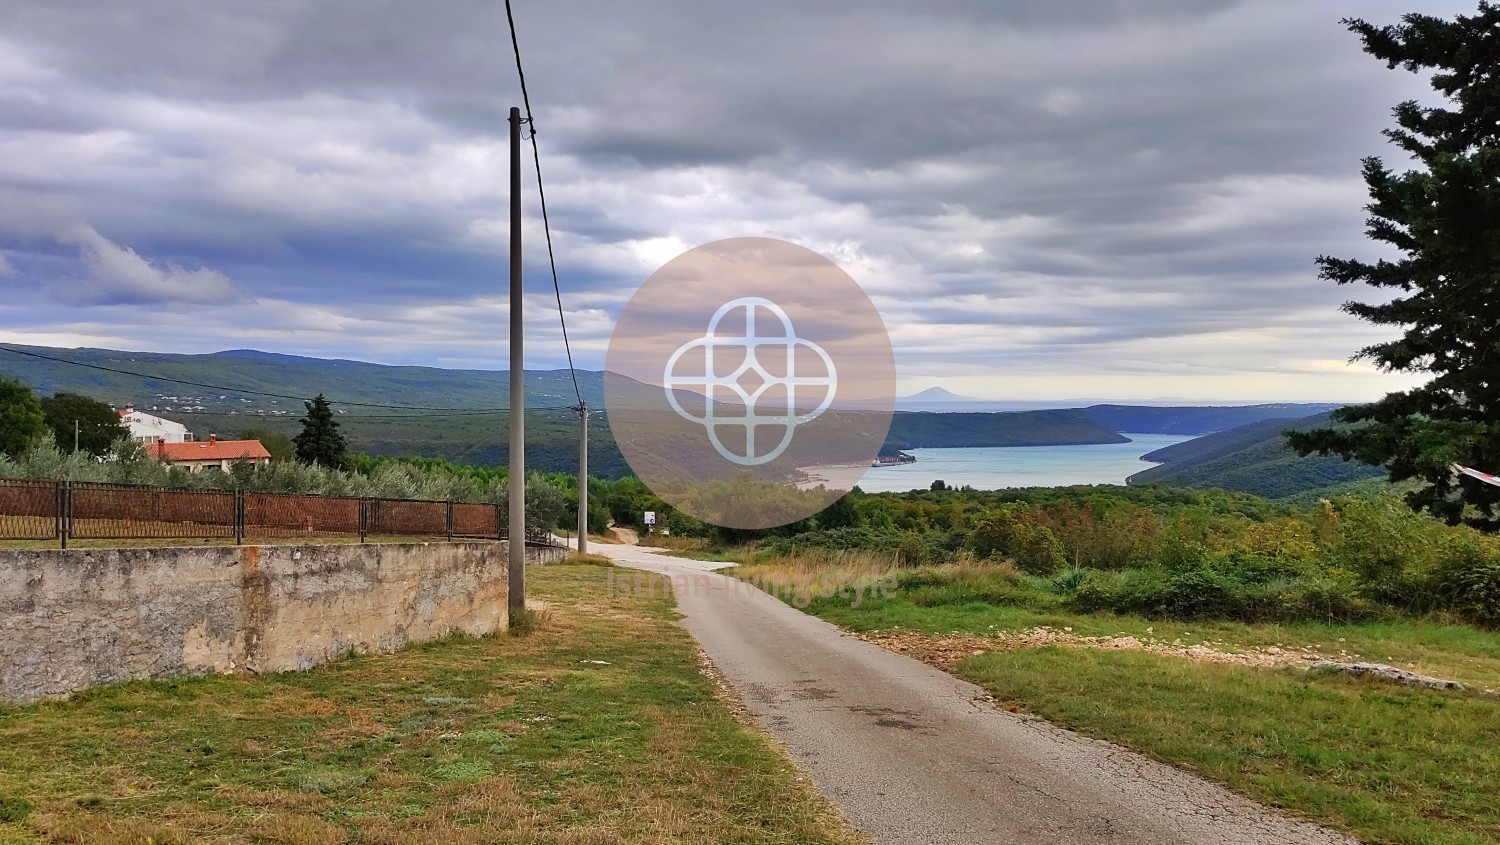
[147,440,272,463]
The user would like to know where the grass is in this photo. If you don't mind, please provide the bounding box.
[737,557,1500,845]
[0,563,866,845]
[964,649,1500,845]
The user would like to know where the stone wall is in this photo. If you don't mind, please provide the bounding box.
[0,542,510,704]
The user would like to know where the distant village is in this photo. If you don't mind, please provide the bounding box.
[134,392,345,417]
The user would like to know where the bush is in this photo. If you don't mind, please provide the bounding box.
[1432,535,1500,628]
[966,504,1066,573]
[1323,497,1439,604]
[895,562,1046,608]
[1051,567,1089,595]
[1068,565,1372,624]
[1206,548,1309,584]
[1277,577,1377,624]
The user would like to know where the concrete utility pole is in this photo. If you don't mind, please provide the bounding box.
[73,419,79,453]
[508,105,526,615]
[577,401,588,556]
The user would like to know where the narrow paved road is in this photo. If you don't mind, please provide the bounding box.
[601,545,1355,845]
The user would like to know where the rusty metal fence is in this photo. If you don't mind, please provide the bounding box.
[0,478,563,551]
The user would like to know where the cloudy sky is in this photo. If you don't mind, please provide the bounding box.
[0,0,1471,401]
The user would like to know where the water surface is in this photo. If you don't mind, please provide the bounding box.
[813,433,1197,493]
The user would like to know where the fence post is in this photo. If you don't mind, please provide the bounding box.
[445,500,454,541]
[495,503,504,542]
[56,481,67,550]
[359,499,368,543]
[234,490,245,545]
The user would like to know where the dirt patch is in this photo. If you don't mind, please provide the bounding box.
[856,626,1347,670]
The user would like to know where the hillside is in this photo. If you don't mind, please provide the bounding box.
[0,345,596,411]
[885,410,1127,448]
[0,344,1371,484]
[1127,412,1384,498]
[1082,403,1342,435]
[0,344,1129,477]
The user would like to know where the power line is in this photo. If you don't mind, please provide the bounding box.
[0,344,516,412]
[504,0,583,407]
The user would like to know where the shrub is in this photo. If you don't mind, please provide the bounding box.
[1432,534,1500,628]
[966,504,1066,573]
[1323,497,1439,603]
[1277,577,1377,624]
[1009,522,1067,575]
[1051,567,1089,595]
[1206,548,1308,584]
[1451,561,1500,627]
[1068,565,1371,624]
[895,562,1046,608]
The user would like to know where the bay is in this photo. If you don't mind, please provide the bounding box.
[835,433,1198,493]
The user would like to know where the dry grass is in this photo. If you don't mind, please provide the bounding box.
[730,552,906,612]
[635,534,712,552]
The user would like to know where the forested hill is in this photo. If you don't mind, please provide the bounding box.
[1127,411,1385,499]
[885,410,1126,449]
[0,345,594,411]
[1082,403,1342,435]
[0,343,1352,479]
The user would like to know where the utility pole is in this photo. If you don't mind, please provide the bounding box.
[577,401,588,556]
[508,105,526,616]
[73,419,79,453]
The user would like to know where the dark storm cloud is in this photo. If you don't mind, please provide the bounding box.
[0,0,1476,398]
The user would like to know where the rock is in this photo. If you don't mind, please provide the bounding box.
[1309,661,1465,692]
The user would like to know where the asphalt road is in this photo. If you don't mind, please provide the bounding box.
[600,544,1356,845]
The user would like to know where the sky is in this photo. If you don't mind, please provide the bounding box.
[0,0,1474,402]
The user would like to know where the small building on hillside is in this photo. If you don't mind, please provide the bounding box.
[147,436,271,472]
[121,408,194,444]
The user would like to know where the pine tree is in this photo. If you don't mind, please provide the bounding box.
[293,394,349,469]
[0,375,47,458]
[1289,4,1500,529]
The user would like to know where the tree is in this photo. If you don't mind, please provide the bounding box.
[293,394,348,468]
[1289,4,1500,530]
[0,376,47,458]
[238,425,296,463]
[38,392,129,457]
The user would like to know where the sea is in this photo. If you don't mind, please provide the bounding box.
[806,433,1198,494]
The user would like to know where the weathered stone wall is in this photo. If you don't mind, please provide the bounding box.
[0,542,510,704]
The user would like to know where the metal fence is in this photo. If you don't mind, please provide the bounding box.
[0,478,563,551]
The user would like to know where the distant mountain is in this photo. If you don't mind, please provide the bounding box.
[1082,403,1343,436]
[1127,411,1384,499]
[900,386,973,401]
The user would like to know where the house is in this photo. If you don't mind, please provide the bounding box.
[121,408,194,444]
[147,436,271,472]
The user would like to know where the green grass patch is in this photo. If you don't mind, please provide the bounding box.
[741,558,1500,843]
[0,564,865,844]
[963,647,1500,845]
